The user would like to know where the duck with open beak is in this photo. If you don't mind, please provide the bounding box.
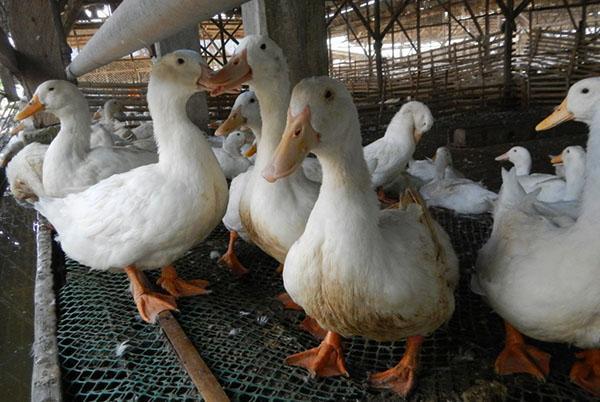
[209,49,252,96]
[263,106,320,182]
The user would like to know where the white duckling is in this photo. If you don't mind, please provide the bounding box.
[407,146,464,185]
[212,90,261,276]
[473,77,600,396]
[494,146,565,201]
[212,130,252,179]
[16,80,157,197]
[263,77,458,397]
[34,50,228,323]
[208,36,320,280]
[419,148,497,214]
[363,101,434,200]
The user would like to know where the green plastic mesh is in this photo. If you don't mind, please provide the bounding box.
[56,209,598,401]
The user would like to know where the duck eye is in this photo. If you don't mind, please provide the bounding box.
[324,90,333,99]
[582,88,589,94]
[249,98,255,103]
[177,58,185,65]
[513,149,517,152]
[260,43,266,50]
[48,87,55,91]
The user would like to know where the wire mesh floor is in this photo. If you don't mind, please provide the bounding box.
[56,208,599,401]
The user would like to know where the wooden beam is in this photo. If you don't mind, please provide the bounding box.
[437,0,479,42]
[463,0,483,37]
[62,0,85,34]
[326,0,348,27]
[347,0,375,39]
[9,0,70,94]
[561,0,578,29]
[0,26,19,74]
[381,0,409,38]
[514,0,531,16]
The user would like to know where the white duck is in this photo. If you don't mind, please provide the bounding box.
[419,148,497,214]
[16,80,157,197]
[35,50,228,323]
[212,91,261,276]
[473,77,600,396]
[209,36,320,276]
[407,146,464,185]
[494,146,565,202]
[212,130,252,179]
[263,77,458,397]
[90,99,133,148]
[5,141,47,202]
[363,101,434,199]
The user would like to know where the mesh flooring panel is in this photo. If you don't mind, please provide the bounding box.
[56,209,599,401]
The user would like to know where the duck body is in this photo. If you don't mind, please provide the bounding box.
[474,78,600,396]
[17,81,158,198]
[5,142,47,202]
[284,184,458,340]
[475,168,599,347]
[420,148,497,214]
[213,130,252,179]
[35,51,228,271]
[407,147,464,184]
[364,101,433,189]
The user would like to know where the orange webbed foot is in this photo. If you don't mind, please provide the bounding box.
[299,316,327,340]
[277,292,304,311]
[570,349,600,396]
[369,335,423,397]
[218,250,250,277]
[135,292,177,323]
[495,322,550,380]
[157,265,210,298]
[377,187,397,206]
[285,332,348,378]
[218,231,250,277]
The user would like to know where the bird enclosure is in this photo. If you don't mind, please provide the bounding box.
[0,1,599,401]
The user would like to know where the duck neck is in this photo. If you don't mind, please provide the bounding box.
[434,156,448,180]
[252,77,290,170]
[47,102,92,161]
[314,125,380,225]
[515,155,532,176]
[578,112,600,222]
[148,80,214,175]
[564,159,585,201]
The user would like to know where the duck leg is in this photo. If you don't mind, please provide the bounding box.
[285,331,349,377]
[299,316,327,340]
[570,349,600,396]
[369,335,423,396]
[494,321,550,380]
[156,265,210,298]
[125,265,177,323]
[218,230,249,277]
[276,292,304,311]
[377,187,397,205]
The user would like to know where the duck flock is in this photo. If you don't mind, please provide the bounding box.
[2,35,599,398]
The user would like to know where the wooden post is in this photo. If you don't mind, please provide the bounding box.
[500,0,515,106]
[8,0,70,94]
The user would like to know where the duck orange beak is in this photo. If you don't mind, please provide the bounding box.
[414,130,423,144]
[244,143,257,157]
[16,95,44,121]
[495,152,510,162]
[536,98,574,131]
[10,123,25,136]
[216,107,246,136]
[550,154,563,165]
[196,64,217,92]
[209,49,251,96]
[263,106,320,183]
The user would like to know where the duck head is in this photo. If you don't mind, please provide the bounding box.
[551,145,586,173]
[536,77,600,129]
[150,49,214,96]
[432,146,453,166]
[16,80,88,122]
[263,76,357,182]
[494,146,532,175]
[102,99,126,121]
[216,91,261,136]
[209,35,288,96]
[405,101,434,143]
[223,130,251,155]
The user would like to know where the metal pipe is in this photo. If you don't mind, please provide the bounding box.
[66,0,246,79]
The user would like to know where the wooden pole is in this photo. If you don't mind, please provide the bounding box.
[500,0,515,106]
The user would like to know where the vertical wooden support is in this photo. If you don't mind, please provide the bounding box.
[8,0,70,94]
[373,0,383,97]
[500,0,515,106]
